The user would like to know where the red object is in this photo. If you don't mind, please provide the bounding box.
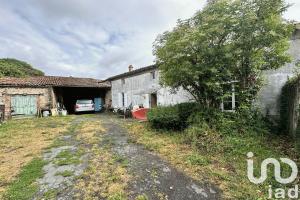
[132,108,149,121]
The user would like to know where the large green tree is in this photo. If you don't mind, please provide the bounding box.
[154,0,293,107]
[0,58,44,78]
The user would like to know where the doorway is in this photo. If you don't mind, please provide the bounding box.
[150,93,157,108]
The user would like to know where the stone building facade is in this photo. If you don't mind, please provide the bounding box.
[0,87,52,119]
[108,65,193,109]
[0,76,110,120]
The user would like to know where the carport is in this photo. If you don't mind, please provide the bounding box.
[49,77,111,114]
[0,76,111,120]
[54,87,108,113]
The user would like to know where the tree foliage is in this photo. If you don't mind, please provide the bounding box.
[0,58,44,78]
[154,0,293,107]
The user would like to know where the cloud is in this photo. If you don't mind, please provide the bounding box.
[285,0,300,22]
[0,0,298,79]
[0,0,205,79]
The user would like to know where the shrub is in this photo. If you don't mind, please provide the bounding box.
[188,106,269,136]
[147,106,182,130]
[177,102,200,123]
[147,102,201,130]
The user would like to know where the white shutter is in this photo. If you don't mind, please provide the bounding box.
[118,93,122,108]
[144,94,150,108]
[124,93,128,107]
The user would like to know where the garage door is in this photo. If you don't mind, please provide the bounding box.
[11,95,37,116]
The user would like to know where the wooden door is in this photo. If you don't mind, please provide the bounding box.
[11,95,37,116]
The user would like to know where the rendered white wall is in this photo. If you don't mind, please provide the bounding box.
[111,69,194,108]
[256,29,300,117]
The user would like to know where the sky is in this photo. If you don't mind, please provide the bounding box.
[0,0,299,79]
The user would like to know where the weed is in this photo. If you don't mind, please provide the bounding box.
[108,192,127,200]
[186,153,210,166]
[112,154,129,168]
[43,189,58,199]
[55,170,74,177]
[54,149,83,166]
[47,138,66,149]
[135,194,148,200]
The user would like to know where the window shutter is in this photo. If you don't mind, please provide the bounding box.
[118,93,122,107]
[144,94,150,108]
[124,93,128,107]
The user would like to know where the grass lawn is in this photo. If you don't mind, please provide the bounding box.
[126,122,300,199]
[0,116,74,197]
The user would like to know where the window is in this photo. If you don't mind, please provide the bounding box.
[220,82,238,112]
[150,71,156,80]
[76,100,93,104]
[121,78,125,84]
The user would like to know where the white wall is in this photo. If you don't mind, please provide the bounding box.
[111,69,194,108]
[256,29,300,117]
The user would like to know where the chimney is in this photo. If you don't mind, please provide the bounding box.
[128,65,133,72]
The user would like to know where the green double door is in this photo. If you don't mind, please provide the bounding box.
[11,95,37,116]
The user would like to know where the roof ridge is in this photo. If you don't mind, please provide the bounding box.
[107,64,157,81]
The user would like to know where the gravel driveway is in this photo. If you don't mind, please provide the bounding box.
[35,114,220,200]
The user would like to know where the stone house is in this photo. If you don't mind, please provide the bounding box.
[107,24,300,115]
[0,76,110,120]
[107,65,193,109]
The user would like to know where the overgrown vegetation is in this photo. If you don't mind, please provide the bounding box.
[0,58,44,77]
[131,103,299,198]
[279,75,300,135]
[154,0,293,107]
[147,102,199,130]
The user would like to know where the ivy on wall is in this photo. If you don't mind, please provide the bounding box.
[279,76,300,136]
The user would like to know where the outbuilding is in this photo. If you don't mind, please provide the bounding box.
[0,76,111,120]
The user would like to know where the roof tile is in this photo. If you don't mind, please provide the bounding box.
[0,76,111,88]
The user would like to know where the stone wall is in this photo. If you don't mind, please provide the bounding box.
[0,87,52,119]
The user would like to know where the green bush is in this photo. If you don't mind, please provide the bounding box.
[188,106,269,136]
[148,102,269,135]
[147,106,182,130]
[147,102,200,130]
[177,102,200,123]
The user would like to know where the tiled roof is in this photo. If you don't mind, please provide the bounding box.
[107,65,157,81]
[0,76,111,88]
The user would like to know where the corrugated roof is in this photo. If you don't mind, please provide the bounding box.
[0,76,111,88]
[107,65,157,81]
